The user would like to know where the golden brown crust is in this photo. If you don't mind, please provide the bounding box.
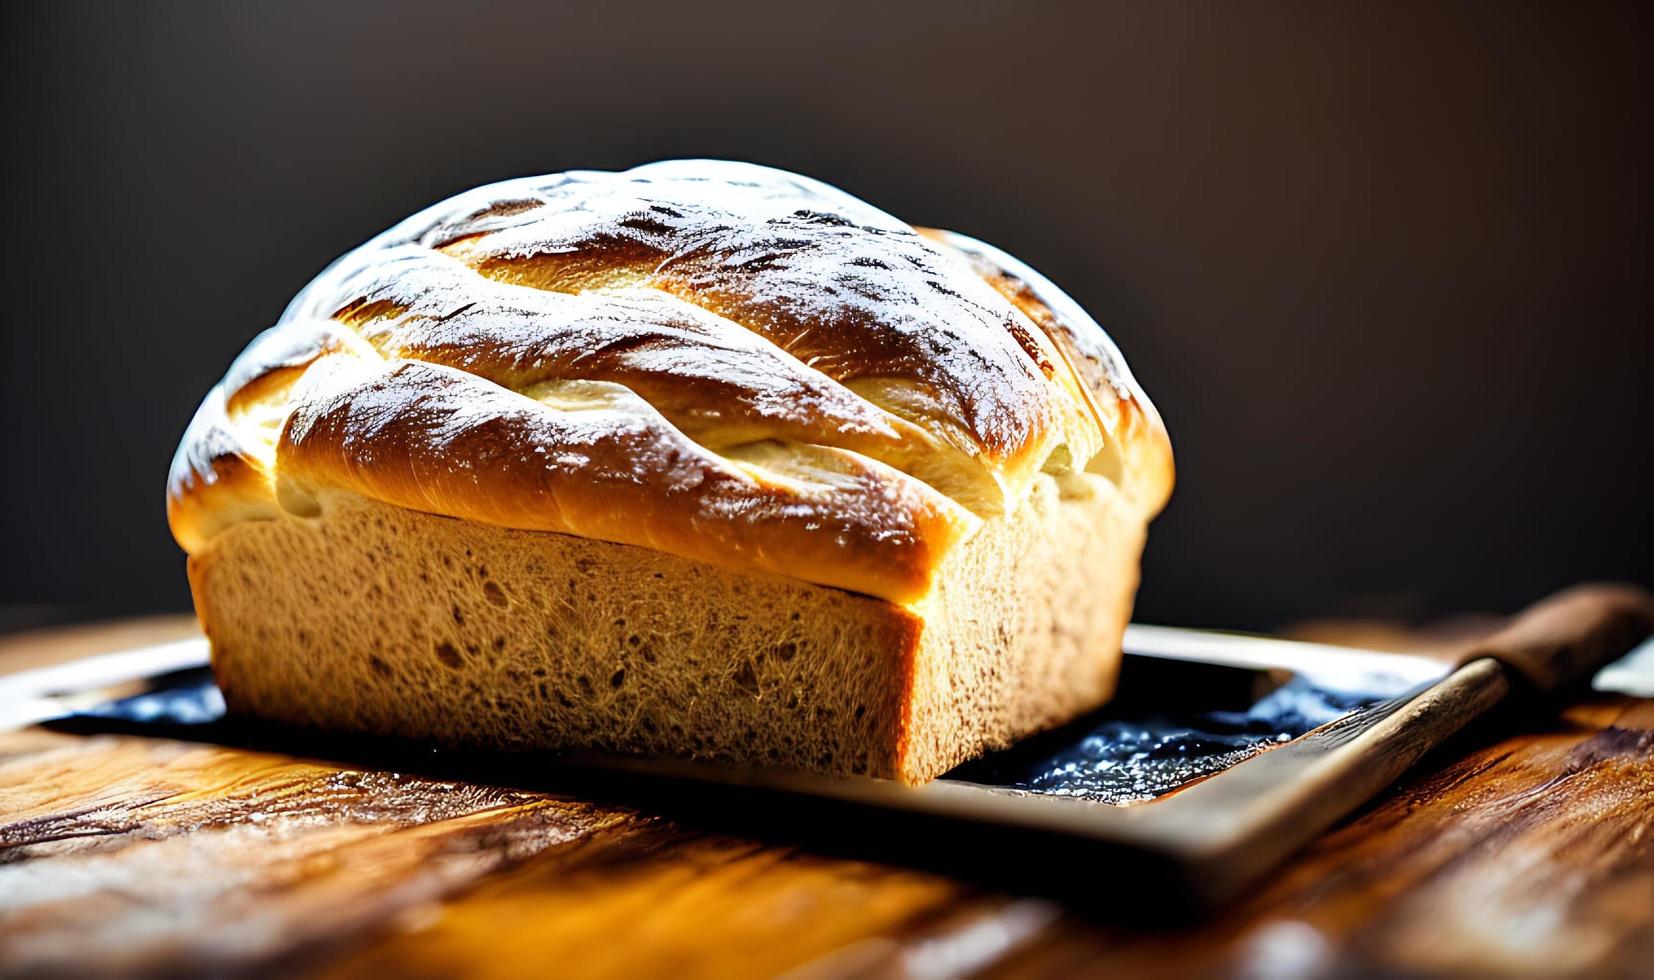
[168,161,1172,602]
[278,360,964,603]
[920,228,1176,513]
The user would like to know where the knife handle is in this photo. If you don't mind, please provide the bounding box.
[1458,583,1654,693]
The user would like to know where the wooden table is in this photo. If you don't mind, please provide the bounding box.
[2,616,1651,978]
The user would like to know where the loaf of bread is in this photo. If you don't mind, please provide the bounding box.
[168,161,1174,783]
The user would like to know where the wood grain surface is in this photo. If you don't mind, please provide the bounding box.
[2,617,1652,979]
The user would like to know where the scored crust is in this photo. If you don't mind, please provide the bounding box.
[168,161,1171,604]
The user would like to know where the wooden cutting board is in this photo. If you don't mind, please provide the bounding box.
[2,615,1653,978]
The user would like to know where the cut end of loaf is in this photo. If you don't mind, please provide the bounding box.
[191,473,1144,783]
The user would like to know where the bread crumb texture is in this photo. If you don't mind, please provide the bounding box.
[193,473,1142,782]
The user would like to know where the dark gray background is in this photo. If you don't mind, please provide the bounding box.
[2,2,1648,631]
